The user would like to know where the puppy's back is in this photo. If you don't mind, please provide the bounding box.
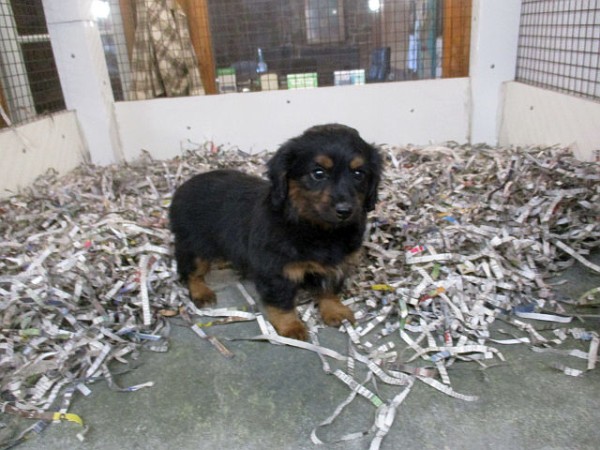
[169,170,268,263]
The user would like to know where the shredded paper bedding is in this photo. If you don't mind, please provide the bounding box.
[1,142,599,448]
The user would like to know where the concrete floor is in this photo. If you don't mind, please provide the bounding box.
[15,255,600,450]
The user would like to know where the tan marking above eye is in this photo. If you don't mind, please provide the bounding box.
[350,156,365,170]
[314,154,334,169]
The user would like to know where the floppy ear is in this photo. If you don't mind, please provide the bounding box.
[267,142,294,210]
[365,144,383,212]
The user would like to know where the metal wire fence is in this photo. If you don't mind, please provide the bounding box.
[104,0,472,96]
[3,1,599,129]
[0,1,473,125]
[0,0,65,126]
[516,0,600,101]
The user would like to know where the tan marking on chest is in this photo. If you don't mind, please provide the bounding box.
[282,250,362,283]
[283,261,337,283]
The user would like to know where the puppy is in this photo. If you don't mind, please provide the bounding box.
[169,124,382,340]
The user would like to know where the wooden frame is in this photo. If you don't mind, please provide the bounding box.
[180,0,217,94]
[442,0,472,78]
[119,0,136,60]
[0,83,9,128]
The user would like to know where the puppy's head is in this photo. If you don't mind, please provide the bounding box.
[267,124,382,228]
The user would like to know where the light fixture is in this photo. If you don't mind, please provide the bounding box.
[91,0,110,20]
[368,0,381,13]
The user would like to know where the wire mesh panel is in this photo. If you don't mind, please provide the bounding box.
[0,0,65,126]
[205,0,472,92]
[105,0,471,98]
[95,0,131,101]
[516,0,600,101]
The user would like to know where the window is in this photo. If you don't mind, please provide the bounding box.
[0,0,65,126]
[102,0,472,98]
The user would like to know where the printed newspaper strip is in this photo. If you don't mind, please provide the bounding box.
[0,142,598,448]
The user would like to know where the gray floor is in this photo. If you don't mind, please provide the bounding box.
[15,256,600,450]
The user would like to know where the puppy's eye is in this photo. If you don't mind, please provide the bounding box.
[311,168,328,181]
[352,169,366,182]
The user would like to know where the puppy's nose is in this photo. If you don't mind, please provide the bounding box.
[335,203,353,220]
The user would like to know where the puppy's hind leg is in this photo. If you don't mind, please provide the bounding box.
[175,245,217,308]
[187,258,217,308]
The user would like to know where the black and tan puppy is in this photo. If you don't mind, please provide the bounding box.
[169,124,382,340]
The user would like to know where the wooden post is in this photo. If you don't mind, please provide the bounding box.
[442,0,472,78]
[118,0,135,60]
[180,0,217,94]
[0,84,9,127]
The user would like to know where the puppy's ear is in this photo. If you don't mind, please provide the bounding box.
[267,142,294,210]
[365,144,383,212]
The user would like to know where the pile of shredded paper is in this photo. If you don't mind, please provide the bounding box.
[1,142,599,449]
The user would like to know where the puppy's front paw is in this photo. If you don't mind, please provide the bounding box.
[279,320,309,341]
[319,295,355,327]
[266,306,308,341]
[188,280,217,308]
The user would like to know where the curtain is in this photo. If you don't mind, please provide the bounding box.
[131,0,204,99]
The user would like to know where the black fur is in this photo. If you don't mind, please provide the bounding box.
[169,124,382,339]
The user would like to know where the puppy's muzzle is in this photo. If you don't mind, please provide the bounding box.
[335,202,354,221]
